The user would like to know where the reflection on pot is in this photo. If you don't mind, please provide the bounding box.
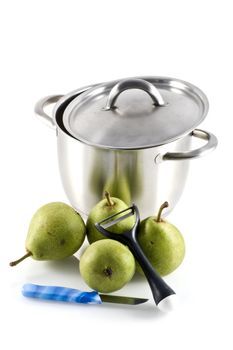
[88,148,105,200]
[88,150,144,206]
[103,152,131,205]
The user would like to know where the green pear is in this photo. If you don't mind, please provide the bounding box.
[86,191,134,244]
[10,202,86,266]
[136,202,185,276]
[80,239,135,293]
[104,175,131,206]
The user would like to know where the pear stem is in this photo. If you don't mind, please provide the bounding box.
[156,201,169,222]
[9,251,32,267]
[104,191,114,206]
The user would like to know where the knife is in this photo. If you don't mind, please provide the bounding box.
[22,284,148,306]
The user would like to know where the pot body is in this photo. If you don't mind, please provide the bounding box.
[35,80,218,219]
[57,128,191,218]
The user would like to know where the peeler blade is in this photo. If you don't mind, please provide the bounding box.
[97,205,135,229]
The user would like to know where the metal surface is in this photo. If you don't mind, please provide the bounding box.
[34,83,98,130]
[34,76,218,218]
[63,76,209,149]
[56,128,191,218]
[98,206,134,228]
[155,129,218,163]
[104,78,165,110]
[100,294,148,305]
[34,95,63,129]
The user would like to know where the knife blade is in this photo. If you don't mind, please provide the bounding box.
[22,284,148,305]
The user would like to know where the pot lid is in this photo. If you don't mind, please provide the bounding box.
[63,76,209,149]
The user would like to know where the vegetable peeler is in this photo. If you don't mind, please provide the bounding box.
[95,204,176,308]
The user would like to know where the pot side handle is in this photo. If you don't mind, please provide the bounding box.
[34,95,63,129]
[155,129,218,163]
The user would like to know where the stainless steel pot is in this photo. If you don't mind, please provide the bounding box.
[35,76,218,218]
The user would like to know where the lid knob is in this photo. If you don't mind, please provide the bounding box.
[104,78,166,110]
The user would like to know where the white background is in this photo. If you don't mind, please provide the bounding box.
[1,1,232,349]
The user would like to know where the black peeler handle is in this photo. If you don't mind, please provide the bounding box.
[125,232,176,305]
[95,205,175,306]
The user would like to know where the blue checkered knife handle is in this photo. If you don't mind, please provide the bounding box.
[22,283,102,304]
